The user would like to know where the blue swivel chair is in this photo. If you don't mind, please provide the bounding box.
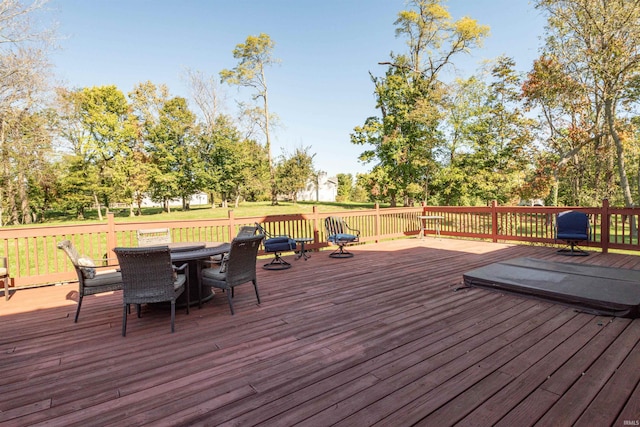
[556,211,590,256]
[325,216,360,258]
[255,223,297,270]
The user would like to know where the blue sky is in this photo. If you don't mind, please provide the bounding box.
[47,0,547,178]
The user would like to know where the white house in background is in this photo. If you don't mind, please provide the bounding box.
[137,192,209,208]
[297,172,338,202]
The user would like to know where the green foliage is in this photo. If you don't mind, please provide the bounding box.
[57,85,138,213]
[336,173,354,202]
[532,0,640,208]
[55,154,100,219]
[352,0,489,207]
[13,0,640,220]
[198,115,270,206]
[149,96,202,209]
[219,33,278,89]
[275,146,315,202]
[220,33,279,204]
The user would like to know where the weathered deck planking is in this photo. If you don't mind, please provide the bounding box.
[1,238,639,426]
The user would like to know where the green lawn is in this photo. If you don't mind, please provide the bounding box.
[33,201,386,226]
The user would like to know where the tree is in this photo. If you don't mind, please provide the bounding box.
[534,0,640,209]
[198,115,269,208]
[2,109,54,223]
[0,0,54,225]
[352,0,489,206]
[147,97,201,211]
[275,146,315,203]
[220,33,280,205]
[183,68,225,134]
[56,85,137,219]
[55,153,100,219]
[336,173,354,202]
[128,81,171,214]
[443,57,535,206]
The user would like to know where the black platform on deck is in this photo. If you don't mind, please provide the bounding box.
[463,257,640,318]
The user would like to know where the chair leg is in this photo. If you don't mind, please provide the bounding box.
[226,289,235,315]
[253,279,261,304]
[122,304,128,337]
[185,277,190,315]
[197,265,203,309]
[3,277,8,301]
[74,295,84,323]
[170,301,176,333]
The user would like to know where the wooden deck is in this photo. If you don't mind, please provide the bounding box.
[1,238,639,426]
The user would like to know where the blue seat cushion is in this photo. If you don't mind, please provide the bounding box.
[328,233,357,244]
[557,233,588,240]
[264,237,296,252]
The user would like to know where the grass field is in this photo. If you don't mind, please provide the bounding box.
[31,201,387,227]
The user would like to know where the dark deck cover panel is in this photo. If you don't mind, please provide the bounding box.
[463,257,640,318]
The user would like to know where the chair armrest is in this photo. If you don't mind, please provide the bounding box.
[345,225,360,236]
[93,263,121,270]
[172,262,188,272]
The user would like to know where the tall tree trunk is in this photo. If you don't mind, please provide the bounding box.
[605,98,636,236]
[93,193,103,221]
[605,99,634,207]
[18,169,31,224]
[264,84,278,206]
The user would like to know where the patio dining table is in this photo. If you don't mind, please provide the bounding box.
[158,242,231,307]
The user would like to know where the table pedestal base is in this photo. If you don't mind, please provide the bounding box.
[294,238,313,261]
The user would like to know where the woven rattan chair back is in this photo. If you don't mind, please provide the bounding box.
[225,234,265,286]
[115,247,176,303]
[237,225,258,238]
[114,246,189,336]
[198,234,264,314]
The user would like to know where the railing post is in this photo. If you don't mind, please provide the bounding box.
[106,212,116,263]
[375,203,380,243]
[601,198,609,254]
[491,200,498,243]
[312,205,319,248]
[228,210,235,242]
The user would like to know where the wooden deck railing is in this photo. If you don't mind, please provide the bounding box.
[1,199,639,290]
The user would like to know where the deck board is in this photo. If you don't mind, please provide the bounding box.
[1,238,639,426]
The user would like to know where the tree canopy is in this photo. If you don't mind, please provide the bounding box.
[6,0,640,225]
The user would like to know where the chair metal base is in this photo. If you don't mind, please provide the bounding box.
[262,254,292,270]
[329,246,354,258]
[557,243,589,256]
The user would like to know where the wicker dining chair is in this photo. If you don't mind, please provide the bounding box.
[57,240,123,322]
[198,234,264,314]
[1,257,9,301]
[114,246,189,336]
[209,224,258,266]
